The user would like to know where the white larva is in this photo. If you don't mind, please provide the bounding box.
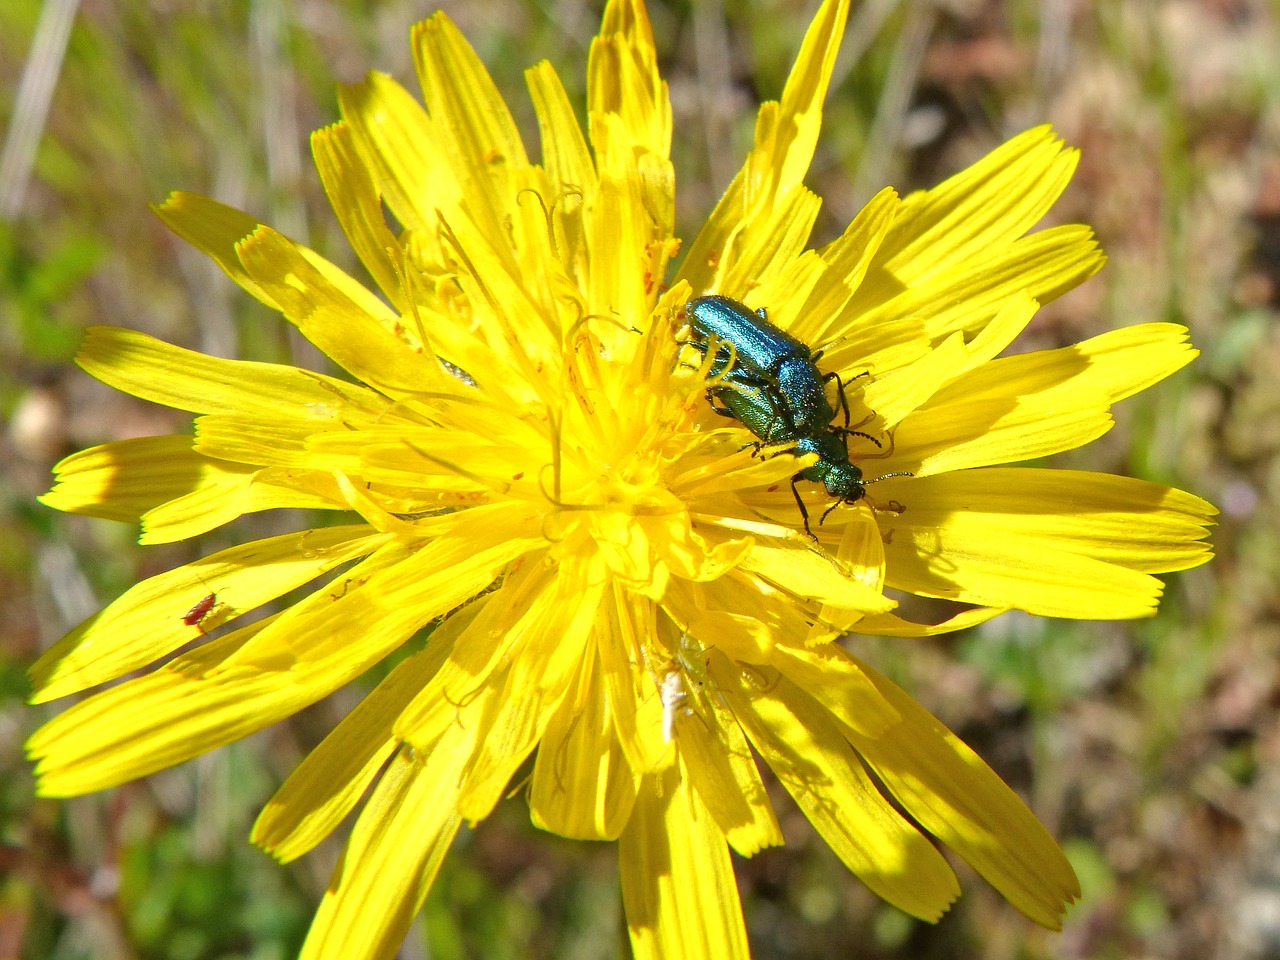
[660,670,687,743]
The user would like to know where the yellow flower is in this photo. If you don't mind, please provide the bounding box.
[29,0,1215,957]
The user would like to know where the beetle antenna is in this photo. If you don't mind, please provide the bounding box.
[852,428,894,461]
[862,470,913,485]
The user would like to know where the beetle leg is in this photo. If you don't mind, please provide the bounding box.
[720,369,771,389]
[705,389,737,417]
[822,370,853,429]
[819,498,845,526]
[790,474,818,541]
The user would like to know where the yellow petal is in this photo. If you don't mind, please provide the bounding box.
[795,185,900,345]
[677,675,783,857]
[252,606,476,863]
[29,541,418,795]
[530,647,638,841]
[891,469,1216,574]
[767,0,849,193]
[768,643,900,739]
[854,604,1008,638]
[832,224,1104,371]
[806,513,888,636]
[235,226,454,401]
[736,541,896,614]
[590,0,671,164]
[29,525,389,702]
[866,125,1081,289]
[662,572,809,661]
[137,460,258,543]
[359,431,527,496]
[894,387,1114,477]
[30,618,274,795]
[412,12,530,243]
[720,187,822,302]
[726,667,960,921]
[601,589,669,776]
[337,70,459,233]
[620,765,750,960]
[300,744,464,960]
[829,509,886,593]
[75,325,389,418]
[527,60,597,201]
[846,659,1081,928]
[455,562,606,822]
[227,503,544,673]
[193,413,323,468]
[587,114,666,321]
[311,122,407,313]
[643,511,753,583]
[862,330,970,429]
[40,436,217,522]
[242,468,347,515]
[30,521,540,797]
[1090,323,1199,401]
[152,192,276,308]
[678,0,849,294]
[392,545,565,751]
[925,321,1198,412]
[876,488,1168,619]
[862,291,1041,428]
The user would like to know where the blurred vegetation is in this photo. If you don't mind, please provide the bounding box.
[1,0,1275,958]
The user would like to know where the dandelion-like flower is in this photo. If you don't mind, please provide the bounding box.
[30,0,1215,956]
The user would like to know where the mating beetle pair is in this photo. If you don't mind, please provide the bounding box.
[685,295,910,536]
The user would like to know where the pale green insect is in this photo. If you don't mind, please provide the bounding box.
[658,632,712,743]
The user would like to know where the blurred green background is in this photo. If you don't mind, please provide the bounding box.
[0,0,1271,957]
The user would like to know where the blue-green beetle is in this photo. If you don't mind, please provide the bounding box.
[686,295,847,435]
[686,296,910,537]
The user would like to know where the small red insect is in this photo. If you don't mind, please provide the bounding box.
[182,592,218,631]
